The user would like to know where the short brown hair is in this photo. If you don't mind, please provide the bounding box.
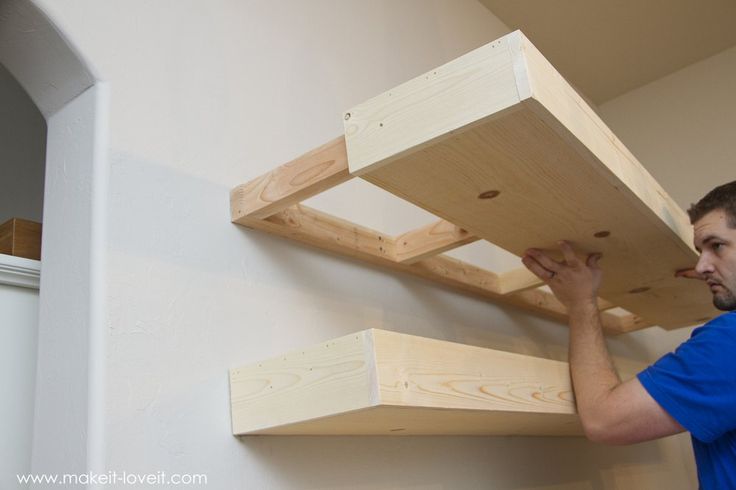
[687,181,736,227]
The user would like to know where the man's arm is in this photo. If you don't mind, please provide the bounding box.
[522,242,685,444]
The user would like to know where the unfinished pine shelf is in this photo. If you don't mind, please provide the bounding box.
[230,329,581,436]
[231,30,716,333]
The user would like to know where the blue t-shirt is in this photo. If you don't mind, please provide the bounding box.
[638,312,736,489]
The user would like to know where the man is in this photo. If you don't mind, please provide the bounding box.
[522,181,736,489]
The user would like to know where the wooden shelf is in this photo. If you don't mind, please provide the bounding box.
[230,30,716,332]
[230,329,582,436]
[0,218,42,261]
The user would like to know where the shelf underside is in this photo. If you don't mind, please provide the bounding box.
[240,406,581,436]
[349,103,712,329]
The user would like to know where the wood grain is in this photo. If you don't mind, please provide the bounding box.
[230,136,351,220]
[498,267,544,294]
[230,330,376,435]
[395,219,478,264]
[343,30,716,329]
[344,36,520,177]
[230,329,582,436]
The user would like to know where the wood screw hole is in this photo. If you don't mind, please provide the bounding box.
[594,231,610,238]
[629,286,650,294]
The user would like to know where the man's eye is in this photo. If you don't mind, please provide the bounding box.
[713,243,723,251]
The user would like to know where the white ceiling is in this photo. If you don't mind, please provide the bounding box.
[479,0,736,103]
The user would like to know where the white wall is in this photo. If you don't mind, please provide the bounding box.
[23,0,718,488]
[600,45,736,210]
[0,63,46,224]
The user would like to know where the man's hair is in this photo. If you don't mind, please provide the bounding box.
[687,180,736,227]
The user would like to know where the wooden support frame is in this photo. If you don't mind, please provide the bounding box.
[394,220,479,264]
[230,137,350,220]
[230,329,583,436]
[231,29,716,332]
[231,162,645,335]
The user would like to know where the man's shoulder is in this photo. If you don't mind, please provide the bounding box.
[691,312,736,338]
[666,312,736,362]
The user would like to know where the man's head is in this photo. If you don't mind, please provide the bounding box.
[689,181,736,311]
[688,181,736,228]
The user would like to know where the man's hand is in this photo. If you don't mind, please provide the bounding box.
[522,241,602,309]
[523,241,685,445]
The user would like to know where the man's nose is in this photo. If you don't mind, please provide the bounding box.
[695,254,714,275]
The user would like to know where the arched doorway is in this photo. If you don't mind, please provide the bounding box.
[0,0,108,481]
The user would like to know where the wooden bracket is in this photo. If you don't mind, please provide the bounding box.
[231,136,351,221]
[395,220,479,264]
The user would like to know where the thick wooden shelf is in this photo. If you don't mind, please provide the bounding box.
[231,30,716,331]
[229,329,582,436]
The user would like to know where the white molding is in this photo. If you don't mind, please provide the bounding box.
[0,253,41,289]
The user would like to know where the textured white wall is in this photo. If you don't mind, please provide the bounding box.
[600,45,736,211]
[23,0,714,488]
[0,63,46,224]
[29,83,109,480]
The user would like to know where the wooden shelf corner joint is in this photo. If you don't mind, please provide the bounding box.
[231,29,717,332]
[230,329,582,436]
